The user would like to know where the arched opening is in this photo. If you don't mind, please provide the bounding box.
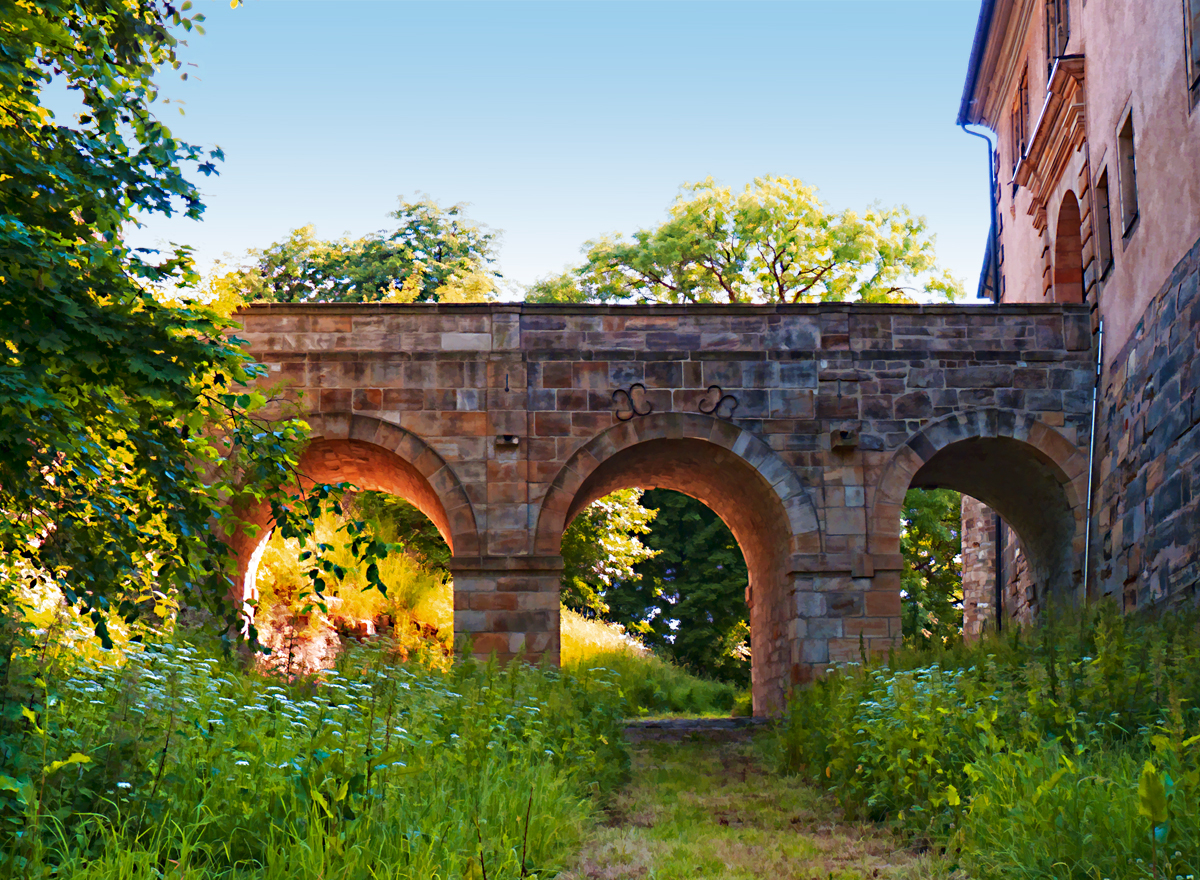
[561,487,752,687]
[872,413,1087,637]
[906,436,1079,625]
[229,421,478,675]
[240,437,456,596]
[1053,191,1084,304]
[551,436,794,715]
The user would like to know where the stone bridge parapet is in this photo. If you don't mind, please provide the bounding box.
[236,302,1095,713]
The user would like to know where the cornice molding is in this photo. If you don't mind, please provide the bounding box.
[1013,55,1087,231]
[968,0,1038,130]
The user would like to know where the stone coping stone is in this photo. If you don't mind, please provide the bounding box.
[241,302,1091,318]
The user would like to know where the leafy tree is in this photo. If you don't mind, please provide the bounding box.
[215,198,501,305]
[559,489,658,618]
[0,0,390,653]
[350,492,451,573]
[900,489,964,648]
[602,490,750,685]
[528,175,962,305]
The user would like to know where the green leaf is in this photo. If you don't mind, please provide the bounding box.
[1138,761,1169,825]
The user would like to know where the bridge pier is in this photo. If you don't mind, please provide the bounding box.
[450,555,563,664]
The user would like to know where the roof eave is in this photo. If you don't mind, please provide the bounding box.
[957,0,999,126]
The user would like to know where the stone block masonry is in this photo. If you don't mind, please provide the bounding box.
[1094,236,1200,613]
[235,301,1094,715]
[961,495,998,640]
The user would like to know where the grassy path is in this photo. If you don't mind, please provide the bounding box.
[559,730,953,880]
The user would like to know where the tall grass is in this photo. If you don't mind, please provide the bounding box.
[0,635,629,879]
[775,601,1200,878]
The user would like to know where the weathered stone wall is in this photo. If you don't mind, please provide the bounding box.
[1095,236,1200,610]
[999,522,1038,624]
[961,501,1046,637]
[960,495,997,640]
[237,302,1093,713]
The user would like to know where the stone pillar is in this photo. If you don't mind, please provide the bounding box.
[449,555,562,664]
[961,495,998,641]
[790,561,903,688]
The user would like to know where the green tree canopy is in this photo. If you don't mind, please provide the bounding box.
[901,488,964,648]
[559,489,658,618]
[528,175,962,305]
[2,1,246,632]
[604,490,750,685]
[0,0,386,649]
[214,198,501,305]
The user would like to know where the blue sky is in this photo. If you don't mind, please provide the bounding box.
[127,0,990,298]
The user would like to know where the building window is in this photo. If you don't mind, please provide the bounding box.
[1187,0,1200,101]
[1046,0,1070,73]
[1094,168,1115,277]
[1010,66,1029,189]
[1117,113,1139,236]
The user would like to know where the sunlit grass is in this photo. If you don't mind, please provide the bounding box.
[560,606,647,665]
[561,612,744,717]
[2,637,629,878]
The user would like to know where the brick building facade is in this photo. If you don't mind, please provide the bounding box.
[958,0,1200,628]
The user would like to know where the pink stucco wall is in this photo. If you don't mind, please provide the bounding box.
[964,0,1200,362]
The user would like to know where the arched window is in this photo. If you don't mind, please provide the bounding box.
[1052,191,1084,304]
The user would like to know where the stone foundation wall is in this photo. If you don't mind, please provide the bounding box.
[960,501,1044,637]
[998,523,1038,625]
[1095,236,1200,611]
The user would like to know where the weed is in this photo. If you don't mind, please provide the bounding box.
[0,636,630,878]
[775,601,1200,878]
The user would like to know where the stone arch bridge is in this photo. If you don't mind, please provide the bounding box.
[233,302,1095,713]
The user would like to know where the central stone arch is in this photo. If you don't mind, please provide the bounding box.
[535,412,820,714]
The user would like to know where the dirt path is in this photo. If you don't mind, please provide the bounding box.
[558,726,953,880]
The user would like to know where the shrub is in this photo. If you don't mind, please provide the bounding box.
[775,602,1200,878]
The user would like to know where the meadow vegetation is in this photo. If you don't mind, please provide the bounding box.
[250,497,747,717]
[0,626,628,879]
[776,602,1200,878]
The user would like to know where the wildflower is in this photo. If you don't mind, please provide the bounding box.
[116,782,132,790]
[235,760,250,767]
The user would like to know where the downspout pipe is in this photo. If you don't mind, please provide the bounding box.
[960,124,1002,303]
[1082,319,1104,602]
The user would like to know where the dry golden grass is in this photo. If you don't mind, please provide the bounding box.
[558,737,957,880]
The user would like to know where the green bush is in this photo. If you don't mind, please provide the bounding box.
[775,602,1200,878]
[0,638,629,879]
